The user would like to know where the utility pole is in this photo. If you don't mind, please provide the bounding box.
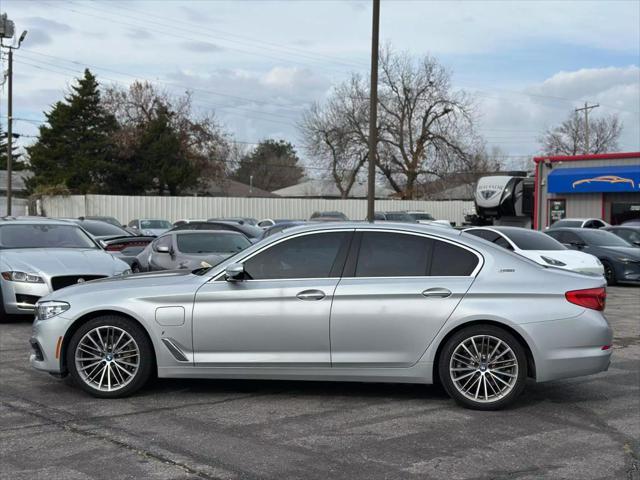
[366,0,380,223]
[575,102,599,155]
[1,15,27,216]
[6,48,13,215]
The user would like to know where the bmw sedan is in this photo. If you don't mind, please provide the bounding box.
[30,223,612,410]
[1,219,131,318]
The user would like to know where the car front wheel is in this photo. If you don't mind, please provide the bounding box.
[438,325,528,410]
[602,261,617,286]
[66,315,153,398]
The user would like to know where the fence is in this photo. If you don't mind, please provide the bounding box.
[1,198,29,217]
[38,195,475,226]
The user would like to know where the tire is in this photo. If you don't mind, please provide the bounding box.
[438,324,528,410]
[602,261,617,286]
[0,285,8,323]
[66,315,153,398]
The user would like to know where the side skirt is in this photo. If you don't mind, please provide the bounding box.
[158,361,434,384]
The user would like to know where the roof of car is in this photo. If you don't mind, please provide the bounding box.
[276,221,463,240]
[467,226,540,234]
[169,229,245,236]
[0,217,77,226]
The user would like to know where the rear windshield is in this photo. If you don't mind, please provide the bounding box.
[0,224,97,249]
[579,230,632,247]
[79,221,130,237]
[384,212,415,222]
[141,220,172,229]
[408,212,434,221]
[504,229,566,251]
[177,233,251,254]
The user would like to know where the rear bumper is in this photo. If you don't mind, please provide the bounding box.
[520,310,613,382]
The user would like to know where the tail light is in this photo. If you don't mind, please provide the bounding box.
[105,241,150,252]
[565,287,606,311]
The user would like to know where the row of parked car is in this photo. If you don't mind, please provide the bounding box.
[1,213,638,318]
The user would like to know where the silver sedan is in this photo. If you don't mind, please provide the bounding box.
[29,223,612,410]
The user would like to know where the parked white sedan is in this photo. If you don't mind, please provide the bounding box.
[464,226,604,276]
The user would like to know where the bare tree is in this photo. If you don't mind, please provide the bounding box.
[299,48,479,199]
[539,111,622,156]
[300,98,369,198]
[103,81,232,193]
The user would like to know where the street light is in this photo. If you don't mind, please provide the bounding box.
[1,16,27,216]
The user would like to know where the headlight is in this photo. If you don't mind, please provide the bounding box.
[541,256,566,267]
[1,271,45,283]
[617,257,636,263]
[36,301,70,320]
[116,269,132,276]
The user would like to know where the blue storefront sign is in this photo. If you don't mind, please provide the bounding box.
[547,165,640,194]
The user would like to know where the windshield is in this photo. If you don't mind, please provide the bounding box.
[408,212,434,221]
[177,233,251,254]
[552,220,582,228]
[579,230,632,247]
[384,212,415,222]
[505,229,566,251]
[140,220,172,229]
[0,224,98,249]
[79,221,130,237]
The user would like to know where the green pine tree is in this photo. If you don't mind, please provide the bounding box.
[233,139,304,191]
[27,69,118,193]
[136,105,197,195]
[0,122,26,171]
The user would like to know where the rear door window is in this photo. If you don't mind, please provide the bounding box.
[355,232,433,277]
[430,240,479,276]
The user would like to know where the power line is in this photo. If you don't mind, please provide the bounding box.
[82,0,370,70]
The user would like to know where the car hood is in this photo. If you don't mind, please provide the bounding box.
[1,248,129,275]
[177,252,233,268]
[598,246,640,259]
[40,268,200,301]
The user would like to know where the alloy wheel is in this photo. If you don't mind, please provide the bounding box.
[449,334,519,403]
[74,326,140,392]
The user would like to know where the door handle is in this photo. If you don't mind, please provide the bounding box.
[422,287,452,298]
[296,289,326,301]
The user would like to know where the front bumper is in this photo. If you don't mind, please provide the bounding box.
[29,314,72,374]
[521,310,613,383]
[617,262,640,283]
[1,278,50,314]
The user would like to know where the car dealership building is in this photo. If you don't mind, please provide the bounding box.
[533,152,640,229]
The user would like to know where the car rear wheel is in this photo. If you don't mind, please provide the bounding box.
[66,315,153,398]
[438,325,528,410]
[602,261,617,286]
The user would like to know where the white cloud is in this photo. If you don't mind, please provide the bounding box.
[479,66,640,157]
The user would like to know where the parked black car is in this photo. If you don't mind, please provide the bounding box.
[67,219,154,268]
[603,226,640,247]
[546,227,640,285]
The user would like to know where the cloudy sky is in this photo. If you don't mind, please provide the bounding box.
[1,0,639,168]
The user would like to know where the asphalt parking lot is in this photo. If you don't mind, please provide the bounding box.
[1,287,638,480]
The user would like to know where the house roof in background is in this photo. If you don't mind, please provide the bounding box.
[0,170,33,193]
[273,179,394,198]
[196,178,279,197]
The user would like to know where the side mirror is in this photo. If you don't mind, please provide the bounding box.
[225,263,245,282]
[155,245,171,254]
